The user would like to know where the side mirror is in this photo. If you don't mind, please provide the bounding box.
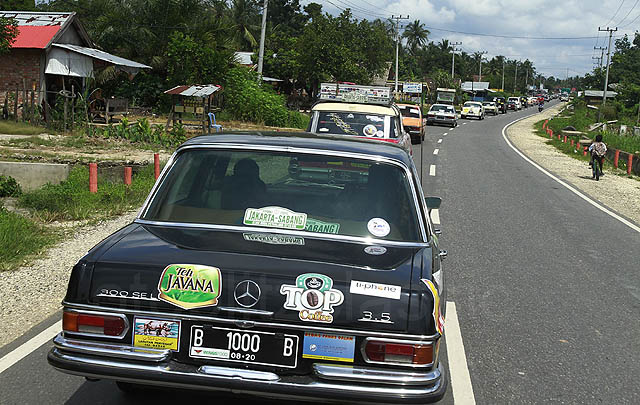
[425,196,442,210]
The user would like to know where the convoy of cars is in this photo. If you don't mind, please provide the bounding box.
[46,81,545,403]
[507,97,521,110]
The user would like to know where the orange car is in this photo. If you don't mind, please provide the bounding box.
[397,104,425,144]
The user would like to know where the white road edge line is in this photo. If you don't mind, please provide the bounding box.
[430,208,440,224]
[0,320,61,374]
[438,139,443,144]
[443,132,448,136]
[433,149,439,155]
[429,165,436,176]
[446,302,476,405]
[501,115,640,234]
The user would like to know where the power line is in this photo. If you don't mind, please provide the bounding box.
[603,0,626,27]
[330,0,387,17]
[620,7,640,27]
[422,25,609,40]
[616,0,640,25]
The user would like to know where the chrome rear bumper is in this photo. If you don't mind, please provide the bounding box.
[49,333,446,404]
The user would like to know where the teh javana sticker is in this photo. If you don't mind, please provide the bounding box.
[421,279,445,335]
[244,206,307,230]
[157,264,222,310]
[280,273,344,323]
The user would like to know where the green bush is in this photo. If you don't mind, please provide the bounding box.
[0,175,21,197]
[223,67,309,129]
[90,118,186,147]
[19,165,157,221]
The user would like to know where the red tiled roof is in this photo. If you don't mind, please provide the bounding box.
[11,25,61,49]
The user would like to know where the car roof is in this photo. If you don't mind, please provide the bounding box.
[180,132,413,166]
[311,102,398,116]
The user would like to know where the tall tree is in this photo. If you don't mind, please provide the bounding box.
[402,20,429,55]
[0,17,18,54]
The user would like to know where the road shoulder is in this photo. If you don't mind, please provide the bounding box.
[506,105,640,226]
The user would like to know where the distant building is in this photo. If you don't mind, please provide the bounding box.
[0,11,149,108]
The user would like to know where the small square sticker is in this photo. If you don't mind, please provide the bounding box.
[133,317,181,351]
[302,332,355,362]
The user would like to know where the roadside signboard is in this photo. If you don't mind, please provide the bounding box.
[403,82,423,93]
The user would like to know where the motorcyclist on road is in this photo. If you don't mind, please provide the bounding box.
[589,134,607,180]
[538,100,544,112]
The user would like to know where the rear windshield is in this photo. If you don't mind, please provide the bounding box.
[464,102,481,107]
[429,105,454,113]
[314,111,398,139]
[143,149,421,242]
[399,106,421,118]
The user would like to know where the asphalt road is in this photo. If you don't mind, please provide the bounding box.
[2,102,639,404]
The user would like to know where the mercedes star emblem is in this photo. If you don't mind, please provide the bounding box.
[234,280,261,308]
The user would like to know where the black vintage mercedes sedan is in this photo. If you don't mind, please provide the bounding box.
[48,132,448,403]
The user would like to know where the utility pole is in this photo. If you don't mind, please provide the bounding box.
[513,61,518,93]
[392,15,410,92]
[594,46,606,67]
[592,56,602,67]
[477,51,487,82]
[599,26,617,121]
[525,67,528,90]
[451,41,462,78]
[501,59,505,91]
[257,0,268,77]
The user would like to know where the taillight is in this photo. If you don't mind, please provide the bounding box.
[63,311,127,336]
[364,340,434,365]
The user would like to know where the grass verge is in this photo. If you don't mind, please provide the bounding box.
[19,164,157,222]
[0,207,59,271]
[0,121,49,135]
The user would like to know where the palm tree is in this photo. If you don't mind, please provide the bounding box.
[229,0,260,51]
[402,20,429,55]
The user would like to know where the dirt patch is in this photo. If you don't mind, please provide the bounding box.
[507,104,640,226]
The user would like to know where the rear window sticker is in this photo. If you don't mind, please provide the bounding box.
[133,317,181,351]
[375,130,384,138]
[367,217,390,237]
[366,115,384,122]
[363,124,378,136]
[319,128,329,132]
[243,233,305,245]
[302,332,355,362]
[410,109,420,115]
[364,245,387,255]
[244,206,307,230]
[305,218,340,234]
[347,113,354,119]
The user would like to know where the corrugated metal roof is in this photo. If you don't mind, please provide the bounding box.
[53,43,150,69]
[0,11,72,26]
[461,81,490,91]
[164,85,222,97]
[234,51,254,65]
[585,90,618,98]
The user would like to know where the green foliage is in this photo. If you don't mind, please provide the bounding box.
[0,207,56,271]
[19,165,157,222]
[166,31,233,87]
[0,175,22,197]
[0,17,19,54]
[92,118,186,147]
[0,121,48,135]
[223,67,309,128]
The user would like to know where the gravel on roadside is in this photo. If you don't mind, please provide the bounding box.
[507,104,640,226]
[0,210,138,348]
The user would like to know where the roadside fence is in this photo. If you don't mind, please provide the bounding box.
[88,153,161,193]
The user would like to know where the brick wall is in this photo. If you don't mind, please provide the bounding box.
[0,48,42,112]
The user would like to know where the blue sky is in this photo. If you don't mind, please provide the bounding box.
[306,0,640,78]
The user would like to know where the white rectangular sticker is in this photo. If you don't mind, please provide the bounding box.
[350,280,401,300]
[243,206,307,230]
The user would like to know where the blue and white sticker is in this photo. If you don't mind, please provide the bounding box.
[302,332,355,362]
[367,218,390,237]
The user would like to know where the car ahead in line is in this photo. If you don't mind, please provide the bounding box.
[461,101,485,120]
[307,83,412,154]
[493,97,507,114]
[426,103,458,127]
[560,94,569,102]
[527,96,538,107]
[397,103,425,144]
[507,97,522,110]
[482,101,498,116]
[48,132,448,404]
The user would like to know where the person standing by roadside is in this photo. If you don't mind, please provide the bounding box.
[589,134,607,180]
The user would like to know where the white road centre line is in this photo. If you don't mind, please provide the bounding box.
[429,165,436,176]
[433,149,439,155]
[437,139,443,144]
[430,208,440,224]
[446,302,476,405]
[502,115,640,234]
[462,122,467,125]
[443,132,448,136]
[0,320,61,374]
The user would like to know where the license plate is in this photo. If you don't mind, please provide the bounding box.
[189,326,299,368]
